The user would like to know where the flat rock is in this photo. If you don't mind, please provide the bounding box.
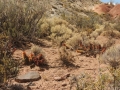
[54,77,63,81]
[15,71,41,83]
[62,82,67,87]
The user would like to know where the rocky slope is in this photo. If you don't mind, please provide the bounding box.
[46,0,101,17]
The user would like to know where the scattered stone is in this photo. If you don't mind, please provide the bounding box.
[54,77,63,81]
[52,5,57,9]
[62,83,67,87]
[39,68,45,71]
[15,71,41,83]
[54,73,70,81]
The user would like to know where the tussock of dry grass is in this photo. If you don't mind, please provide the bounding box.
[100,44,120,69]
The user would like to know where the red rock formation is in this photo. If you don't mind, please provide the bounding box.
[93,4,114,15]
[108,4,120,18]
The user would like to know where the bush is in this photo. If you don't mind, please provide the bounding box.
[100,44,120,89]
[40,17,76,46]
[101,44,120,69]
[63,11,103,32]
[50,24,72,46]
[0,0,47,47]
[59,46,75,67]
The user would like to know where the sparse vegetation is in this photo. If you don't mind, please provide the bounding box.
[59,46,75,67]
[101,44,120,89]
[1,0,120,89]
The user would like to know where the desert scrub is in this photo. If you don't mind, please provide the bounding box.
[0,0,47,47]
[31,45,42,56]
[101,30,120,38]
[100,44,120,89]
[50,24,73,46]
[39,17,72,38]
[63,10,103,32]
[59,46,75,67]
[66,33,83,50]
[0,56,19,83]
[0,40,19,83]
[70,73,95,90]
[39,17,76,46]
[94,73,113,90]
[101,44,120,69]
[90,25,105,39]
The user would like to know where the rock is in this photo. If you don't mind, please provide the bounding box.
[54,77,63,81]
[15,71,41,83]
[62,83,67,87]
[54,73,70,81]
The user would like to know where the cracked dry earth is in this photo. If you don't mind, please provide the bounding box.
[10,40,110,90]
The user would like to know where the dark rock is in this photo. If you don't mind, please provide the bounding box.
[62,83,67,87]
[15,71,41,83]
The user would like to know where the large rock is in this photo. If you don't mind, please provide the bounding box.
[15,71,41,83]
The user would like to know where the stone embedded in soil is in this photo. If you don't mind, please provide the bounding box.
[54,73,70,81]
[54,77,63,81]
[62,82,67,87]
[15,71,41,83]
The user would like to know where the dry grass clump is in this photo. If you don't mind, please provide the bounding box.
[31,45,42,56]
[0,40,19,83]
[101,30,120,38]
[114,22,120,32]
[70,73,95,90]
[90,25,105,39]
[94,73,113,90]
[100,23,120,38]
[50,24,72,46]
[0,84,26,90]
[59,46,75,67]
[70,73,114,90]
[100,44,120,89]
[66,33,82,50]
[101,44,120,69]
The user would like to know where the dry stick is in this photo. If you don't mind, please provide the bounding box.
[97,54,102,90]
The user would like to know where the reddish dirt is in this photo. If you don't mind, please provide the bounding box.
[9,38,112,90]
